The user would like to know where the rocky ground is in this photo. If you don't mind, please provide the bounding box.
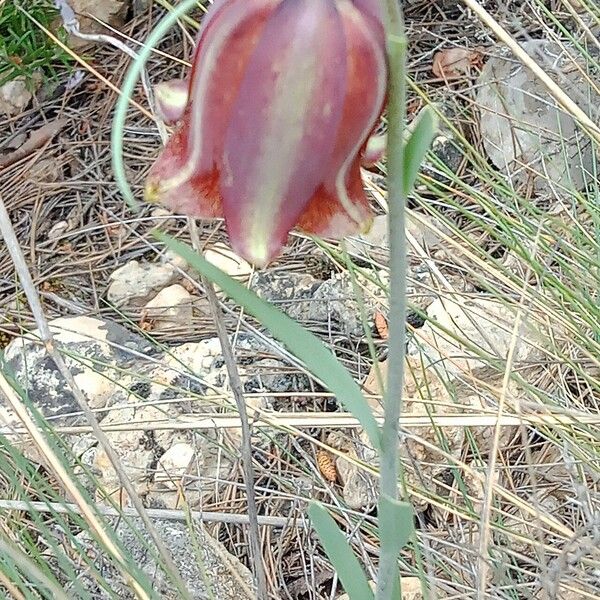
[0,1,599,599]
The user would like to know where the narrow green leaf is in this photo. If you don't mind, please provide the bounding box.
[155,232,381,450]
[308,503,374,600]
[378,495,414,560]
[402,106,438,196]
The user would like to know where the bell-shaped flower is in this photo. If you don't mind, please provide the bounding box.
[145,0,387,266]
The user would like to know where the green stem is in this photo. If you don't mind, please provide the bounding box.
[377,2,408,599]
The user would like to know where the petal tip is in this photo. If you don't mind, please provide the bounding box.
[144,179,163,204]
[154,79,189,124]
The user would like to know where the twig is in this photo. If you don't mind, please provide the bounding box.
[189,222,268,600]
[377,2,409,599]
[0,119,68,170]
[3,410,596,436]
[0,195,191,600]
[0,500,292,527]
[51,0,161,133]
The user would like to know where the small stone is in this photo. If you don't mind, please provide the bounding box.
[308,270,388,337]
[346,211,450,261]
[151,206,175,223]
[245,357,312,394]
[327,430,378,510]
[337,581,376,600]
[160,247,188,272]
[359,357,467,510]
[0,77,33,116]
[205,243,253,279]
[93,405,157,496]
[459,458,499,515]
[107,260,178,308]
[48,220,69,240]
[163,339,224,384]
[156,442,195,488]
[345,214,388,260]
[466,388,520,449]
[30,158,62,183]
[401,577,424,600]
[335,444,378,510]
[143,284,194,330]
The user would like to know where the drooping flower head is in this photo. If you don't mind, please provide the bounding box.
[146,0,387,266]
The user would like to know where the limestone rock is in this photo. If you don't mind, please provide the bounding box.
[205,243,253,279]
[359,358,467,510]
[155,442,195,489]
[75,518,256,599]
[0,76,34,116]
[143,284,194,330]
[308,270,388,337]
[328,432,378,510]
[107,259,178,308]
[2,316,150,426]
[408,295,548,381]
[476,41,599,193]
[251,270,322,322]
[337,578,422,599]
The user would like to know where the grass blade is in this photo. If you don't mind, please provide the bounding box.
[308,503,374,600]
[403,105,438,196]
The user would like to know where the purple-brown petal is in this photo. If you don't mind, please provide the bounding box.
[220,0,348,266]
[297,0,386,239]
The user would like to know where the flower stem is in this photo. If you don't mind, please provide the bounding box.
[377,1,409,599]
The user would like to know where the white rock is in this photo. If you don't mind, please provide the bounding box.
[409,295,547,381]
[0,77,33,116]
[143,284,193,330]
[107,260,177,307]
[360,358,467,510]
[337,578,423,600]
[205,244,253,279]
[163,339,224,384]
[156,442,195,488]
[327,431,378,511]
[345,214,388,259]
[466,387,520,449]
[476,41,599,193]
[308,270,388,337]
[93,404,161,495]
[146,430,237,509]
[48,220,69,240]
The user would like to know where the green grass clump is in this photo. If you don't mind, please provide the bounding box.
[0,1,71,87]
